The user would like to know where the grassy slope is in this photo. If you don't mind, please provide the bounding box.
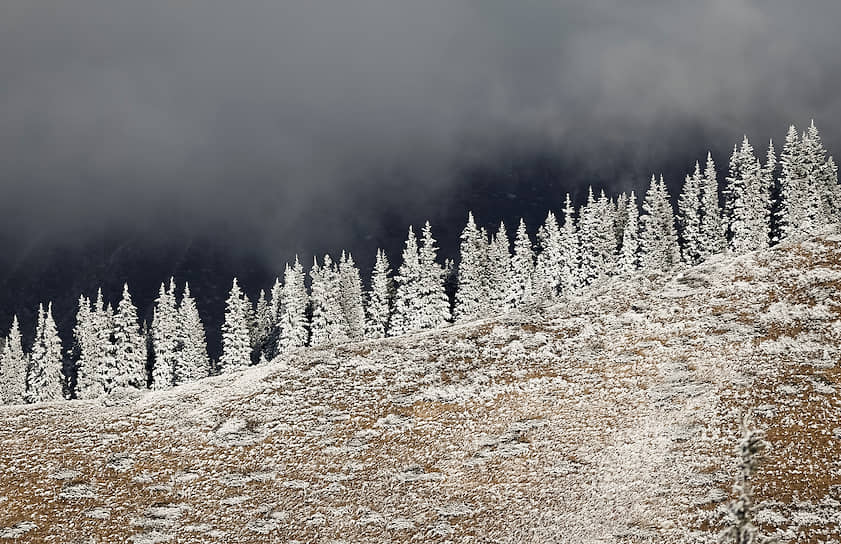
[2,232,841,543]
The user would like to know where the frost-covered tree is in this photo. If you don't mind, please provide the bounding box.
[454,213,489,321]
[391,226,423,335]
[0,316,27,405]
[339,252,366,340]
[251,289,273,361]
[725,136,771,253]
[509,219,534,307]
[578,187,599,284]
[111,283,147,389]
[558,194,582,295]
[220,278,253,373]
[614,192,629,244]
[618,190,639,274]
[639,175,680,272]
[534,211,562,297]
[487,221,513,313]
[719,417,776,544]
[678,161,703,265]
[265,277,283,357]
[595,189,619,278]
[73,295,101,399]
[365,249,393,338]
[151,280,178,389]
[175,282,210,384]
[26,303,64,403]
[278,258,309,351]
[698,152,726,259]
[417,222,451,329]
[310,255,349,346]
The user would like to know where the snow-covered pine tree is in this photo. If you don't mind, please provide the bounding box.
[391,226,422,335]
[175,282,210,383]
[678,161,703,265]
[93,290,116,394]
[151,280,178,389]
[577,187,599,284]
[111,283,147,389]
[487,221,513,313]
[776,126,808,240]
[266,277,283,357]
[339,252,366,340]
[595,189,618,278]
[558,194,582,295]
[278,258,309,351]
[614,192,629,243]
[26,303,64,403]
[454,213,488,321]
[73,294,102,399]
[251,289,273,361]
[509,218,535,307]
[639,175,680,272]
[534,211,562,297]
[725,136,770,253]
[803,121,841,227]
[0,316,27,405]
[219,278,253,373]
[310,255,349,346]
[417,221,451,329]
[698,152,727,259]
[365,249,392,339]
[617,190,640,275]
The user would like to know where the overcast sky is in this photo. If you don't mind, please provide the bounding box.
[2,1,840,267]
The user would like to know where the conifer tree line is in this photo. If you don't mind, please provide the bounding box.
[0,120,838,405]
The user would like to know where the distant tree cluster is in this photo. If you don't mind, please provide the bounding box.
[0,121,838,405]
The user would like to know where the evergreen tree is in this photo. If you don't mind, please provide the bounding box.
[26,303,64,403]
[391,226,423,335]
[111,283,147,389]
[678,161,703,264]
[454,213,488,321]
[614,192,629,244]
[339,252,366,340]
[310,255,349,346]
[251,289,273,360]
[487,221,513,313]
[175,282,210,384]
[509,218,535,307]
[595,189,619,278]
[618,190,640,274]
[417,221,451,329]
[558,194,582,295]
[698,152,727,259]
[639,175,680,272]
[278,258,309,351]
[220,278,253,373]
[73,295,103,399]
[151,281,178,389]
[534,211,563,297]
[365,249,393,338]
[725,136,770,253]
[0,316,27,405]
[266,277,283,357]
[578,187,600,284]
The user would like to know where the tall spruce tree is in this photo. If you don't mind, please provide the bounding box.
[26,303,64,403]
[578,187,600,284]
[365,249,393,338]
[417,221,451,329]
[454,213,488,321]
[220,278,253,373]
[339,252,366,340]
[558,194,582,295]
[391,226,423,335]
[639,175,680,272]
[0,316,27,405]
[488,221,513,313]
[725,136,770,253]
[678,161,703,264]
[151,281,179,389]
[698,152,726,259]
[175,282,210,384]
[278,258,309,351]
[509,218,535,307]
[534,211,563,297]
[111,284,147,389]
[310,255,349,346]
[252,289,273,361]
[73,295,103,399]
[618,190,640,274]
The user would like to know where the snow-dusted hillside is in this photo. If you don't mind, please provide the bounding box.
[3,232,841,543]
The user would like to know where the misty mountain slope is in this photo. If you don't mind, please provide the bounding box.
[2,233,841,543]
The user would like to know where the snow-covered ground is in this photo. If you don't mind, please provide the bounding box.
[3,232,841,543]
